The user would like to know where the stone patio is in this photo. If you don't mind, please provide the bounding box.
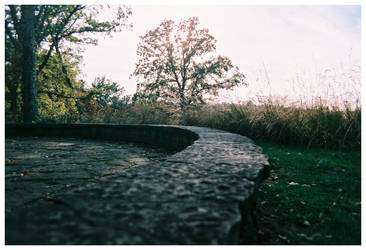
[6,137,166,211]
[5,124,269,244]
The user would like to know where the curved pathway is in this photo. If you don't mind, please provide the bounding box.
[5,125,269,244]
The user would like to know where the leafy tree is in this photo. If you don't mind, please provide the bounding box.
[5,5,132,122]
[89,76,124,107]
[37,49,84,123]
[77,76,130,123]
[132,17,246,119]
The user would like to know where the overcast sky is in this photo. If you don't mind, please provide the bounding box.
[80,4,361,105]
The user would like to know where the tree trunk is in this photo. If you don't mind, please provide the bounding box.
[179,90,189,124]
[9,84,19,113]
[20,5,38,123]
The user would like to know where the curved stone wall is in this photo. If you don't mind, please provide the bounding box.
[5,123,199,152]
[5,124,269,244]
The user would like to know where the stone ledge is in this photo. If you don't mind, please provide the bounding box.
[5,124,269,244]
[5,123,199,152]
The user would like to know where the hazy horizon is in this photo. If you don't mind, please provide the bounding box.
[80,4,361,107]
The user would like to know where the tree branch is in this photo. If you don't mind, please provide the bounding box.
[37,42,55,74]
[39,89,88,100]
[167,47,181,89]
[37,5,85,74]
[54,40,73,89]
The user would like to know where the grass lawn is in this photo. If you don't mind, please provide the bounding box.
[255,142,361,245]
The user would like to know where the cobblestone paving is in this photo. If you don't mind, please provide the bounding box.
[5,137,167,211]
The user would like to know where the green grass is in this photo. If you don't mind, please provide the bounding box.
[255,141,361,244]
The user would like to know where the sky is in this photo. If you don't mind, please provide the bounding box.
[79,4,361,106]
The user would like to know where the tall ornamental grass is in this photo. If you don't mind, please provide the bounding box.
[184,99,360,151]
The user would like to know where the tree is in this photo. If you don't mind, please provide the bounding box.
[5,5,132,122]
[78,76,130,123]
[37,48,84,123]
[5,30,22,118]
[89,76,124,107]
[20,5,38,122]
[132,17,246,119]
